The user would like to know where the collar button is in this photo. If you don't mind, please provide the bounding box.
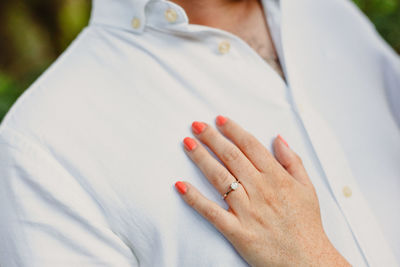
[218,41,231,54]
[131,17,141,29]
[165,8,178,23]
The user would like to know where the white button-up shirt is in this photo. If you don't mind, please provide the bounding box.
[0,0,399,266]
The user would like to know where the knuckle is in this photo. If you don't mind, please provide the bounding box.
[186,192,197,207]
[239,136,257,151]
[204,207,220,222]
[262,191,280,213]
[262,191,273,206]
[249,209,264,225]
[213,168,232,188]
[222,146,241,163]
[262,163,274,174]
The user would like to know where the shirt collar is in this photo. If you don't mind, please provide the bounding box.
[90,0,189,34]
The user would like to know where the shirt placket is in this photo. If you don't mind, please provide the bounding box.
[287,88,398,266]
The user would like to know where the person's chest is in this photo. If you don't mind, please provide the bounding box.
[40,26,394,265]
[33,0,400,262]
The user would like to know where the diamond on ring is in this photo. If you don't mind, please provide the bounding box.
[230,181,239,190]
[222,180,241,200]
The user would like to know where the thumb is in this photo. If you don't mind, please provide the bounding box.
[273,135,312,187]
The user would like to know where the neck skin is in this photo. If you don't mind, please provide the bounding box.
[170,0,285,79]
[170,0,261,33]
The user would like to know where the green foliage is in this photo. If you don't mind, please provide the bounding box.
[0,72,24,120]
[354,0,400,52]
[0,0,399,122]
[0,0,91,122]
[58,1,92,49]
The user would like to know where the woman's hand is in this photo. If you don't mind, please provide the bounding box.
[174,116,350,267]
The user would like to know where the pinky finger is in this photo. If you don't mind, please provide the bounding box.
[273,135,312,187]
[174,181,239,237]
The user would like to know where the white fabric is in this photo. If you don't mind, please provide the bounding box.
[0,0,399,266]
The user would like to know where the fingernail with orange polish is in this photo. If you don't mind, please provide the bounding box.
[216,115,227,126]
[278,134,289,147]
[192,121,206,134]
[175,181,187,194]
[183,137,197,151]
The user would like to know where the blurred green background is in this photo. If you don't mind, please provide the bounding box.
[0,0,399,122]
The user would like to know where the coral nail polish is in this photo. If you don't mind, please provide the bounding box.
[192,121,206,134]
[216,115,227,126]
[175,181,187,194]
[278,134,289,147]
[183,137,197,151]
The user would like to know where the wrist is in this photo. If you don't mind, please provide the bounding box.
[307,235,351,267]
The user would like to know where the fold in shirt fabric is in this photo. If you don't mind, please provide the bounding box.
[0,0,399,266]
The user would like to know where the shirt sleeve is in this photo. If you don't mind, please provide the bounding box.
[0,127,138,267]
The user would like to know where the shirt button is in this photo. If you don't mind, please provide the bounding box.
[218,41,231,54]
[342,186,352,198]
[165,8,178,23]
[131,17,141,29]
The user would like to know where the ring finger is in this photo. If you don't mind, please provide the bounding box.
[191,122,260,194]
[183,137,249,212]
